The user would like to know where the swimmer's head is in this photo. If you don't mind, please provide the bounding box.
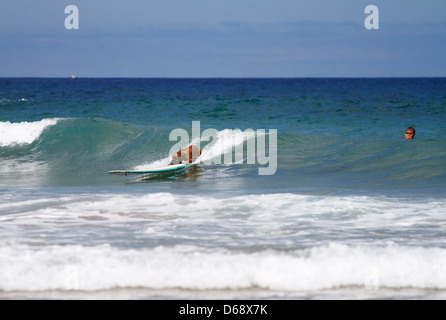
[405,127,416,140]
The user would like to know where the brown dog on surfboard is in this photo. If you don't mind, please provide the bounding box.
[169,145,202,165]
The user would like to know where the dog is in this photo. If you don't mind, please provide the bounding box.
[169,145,202,165]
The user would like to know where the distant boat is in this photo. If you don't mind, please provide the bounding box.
[70,75,78,79]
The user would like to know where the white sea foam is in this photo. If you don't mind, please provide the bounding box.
[1,192,445,294]
[0,243,446,292]
[0,118,60,147]
[133,157,171,170]
[1,193,445,238]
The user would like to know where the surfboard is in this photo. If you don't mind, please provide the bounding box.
[109,163,192,175]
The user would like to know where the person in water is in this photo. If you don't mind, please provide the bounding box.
[405,127,416,140]
[169,145,202,165]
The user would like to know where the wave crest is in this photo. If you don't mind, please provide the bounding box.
[0,118,60,147]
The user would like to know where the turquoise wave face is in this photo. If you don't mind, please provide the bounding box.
[0,116,445,194]
[0,117,175,187]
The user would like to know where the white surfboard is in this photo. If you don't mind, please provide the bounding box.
[109,163,192,175]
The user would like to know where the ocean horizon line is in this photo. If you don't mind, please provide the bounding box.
[1,76,446,80]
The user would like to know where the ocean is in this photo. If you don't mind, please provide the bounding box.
[0,78,445,300]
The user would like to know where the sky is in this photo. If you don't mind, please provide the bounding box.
[1,0,445,77]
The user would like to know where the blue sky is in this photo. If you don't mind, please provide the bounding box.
[1,0,445,77]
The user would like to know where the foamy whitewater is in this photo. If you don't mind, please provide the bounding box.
[2,191,446,298]
[0,119,59,147]
[0,78,445,299]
